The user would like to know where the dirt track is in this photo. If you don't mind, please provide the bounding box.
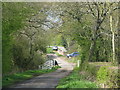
[11,54,75,88]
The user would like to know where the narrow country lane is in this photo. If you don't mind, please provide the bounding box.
[10,54,75,88]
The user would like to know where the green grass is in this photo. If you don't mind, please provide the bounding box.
[66,57,79,63]
[47,47,54,54]
[3,66,61,87]
[56,67,98,88]
[55,52,64,57]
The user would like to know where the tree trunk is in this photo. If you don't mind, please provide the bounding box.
[88,40,96,62]
[110,15,116,65]
[66,38,70,50]
[88,21,99,62]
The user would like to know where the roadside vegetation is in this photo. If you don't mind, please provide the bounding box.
[47,47,54,54]
[55,52,64,57]
[80,62,119,88]
[66,57,80,63]
[57,67,98,88]
[3,66,60,87]
[2,2,52,75]
[58,56,119,88]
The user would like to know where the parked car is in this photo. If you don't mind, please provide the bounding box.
[67,52,79,58]
[52,46,58,51]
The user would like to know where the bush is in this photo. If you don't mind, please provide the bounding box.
[2,2,32,74]
[80,62,119,88]
[97,66,119,88]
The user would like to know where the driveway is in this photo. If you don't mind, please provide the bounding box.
[10,54,75,88]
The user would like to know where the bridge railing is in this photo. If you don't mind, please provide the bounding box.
[39,59,56,69]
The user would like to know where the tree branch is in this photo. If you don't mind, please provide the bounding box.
[88,3,97,18]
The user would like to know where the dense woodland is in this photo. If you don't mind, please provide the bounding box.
[2,2,119,78]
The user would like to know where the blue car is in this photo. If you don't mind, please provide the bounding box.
[67,52,79,58]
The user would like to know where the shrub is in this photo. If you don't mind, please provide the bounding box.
[80,62,119,88]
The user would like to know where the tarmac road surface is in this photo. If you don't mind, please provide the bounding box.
[10,54,75,88]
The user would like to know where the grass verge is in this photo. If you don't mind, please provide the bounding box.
[66,57,79,63]
[47,47,54,54]
[55,52,64,57]
[3,66,61,87]
[56,67,98,88]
